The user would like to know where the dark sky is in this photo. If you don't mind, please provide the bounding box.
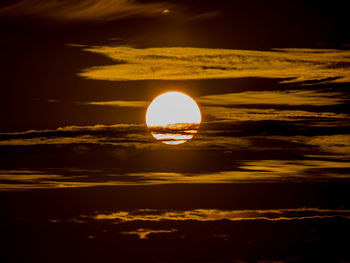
[1,1,350,262]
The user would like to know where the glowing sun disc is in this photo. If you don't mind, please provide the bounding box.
[146,92,201,145]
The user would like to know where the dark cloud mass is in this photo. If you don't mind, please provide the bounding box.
[0,0,169,21]
[1,0,350,262]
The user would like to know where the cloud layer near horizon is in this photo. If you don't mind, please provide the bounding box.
[79,46,350,83]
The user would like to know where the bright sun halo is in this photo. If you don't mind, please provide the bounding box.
[146,92,201,145]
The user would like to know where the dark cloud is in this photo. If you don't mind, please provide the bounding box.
[0,0,169,22]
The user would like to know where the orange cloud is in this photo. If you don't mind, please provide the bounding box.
[199,90,346,106]
[92,208,350,222]
[201,107,349,122]
[86,100,148,107]
[79,46,350,83]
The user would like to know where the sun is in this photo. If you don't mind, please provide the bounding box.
[146,92,201,145]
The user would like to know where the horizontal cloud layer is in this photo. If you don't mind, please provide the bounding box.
[1,156,350,189]
[88,208,350,222]
[199,90,347,106]
[86,100,148,107]
[79,46,350,83]
[0,123,151,147]
[82,89,347,107]
[78,89,350,122]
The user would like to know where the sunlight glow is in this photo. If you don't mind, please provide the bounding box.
[146,92,201,145]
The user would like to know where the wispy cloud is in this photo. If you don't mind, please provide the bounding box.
[0,123,142,135]
[80,90,346,108]
[0,123,151,147]
[199,89,349,122]
[1,156,350,190]
[199,90,346,106]
[202,107,350,122]
[0,170,62,181]
[1,119,350,154]
[79,46,350,83]
[125,159,350,183]
[0,0,168,21]
[86,100,148,107]
[239,159,350,179]
[288,134,350,160]
[91,208,350,222]
[77,89,349,123]
[0,168,151,190]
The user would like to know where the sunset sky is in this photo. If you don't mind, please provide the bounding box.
[1,0,350,262]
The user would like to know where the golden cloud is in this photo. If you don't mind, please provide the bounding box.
[126,159,350,183]
[0,123,152,147]
[92,208,350,222]
[79,46,350,83]
[78,89,349,123]
[1,156,350,190]
[289,134,350,160]
[202,107,350,122]
[87,100,148,107]
[199,90,346,106]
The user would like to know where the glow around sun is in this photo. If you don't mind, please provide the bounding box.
[146,92,201,145]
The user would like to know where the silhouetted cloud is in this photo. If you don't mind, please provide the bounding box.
[1,156,350,190]
[79,46,350,83]
[0,0,169,21]
[121,228,177,239]
[0,123,152,147]
[0,168,151,190]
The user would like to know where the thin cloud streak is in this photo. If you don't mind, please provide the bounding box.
[77,90,349,123]
[239,159,350,178]
[0,0,169,21]
[91,208,350,222]
[1,158,350,190]
[0,123,143,135]
[288,134,350,160]
[1,121,350,154]
[199,90,346,106]
[202,107,349,122]
[87,101,148,107]
[80,89,346,108]
[79,46,350,83]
